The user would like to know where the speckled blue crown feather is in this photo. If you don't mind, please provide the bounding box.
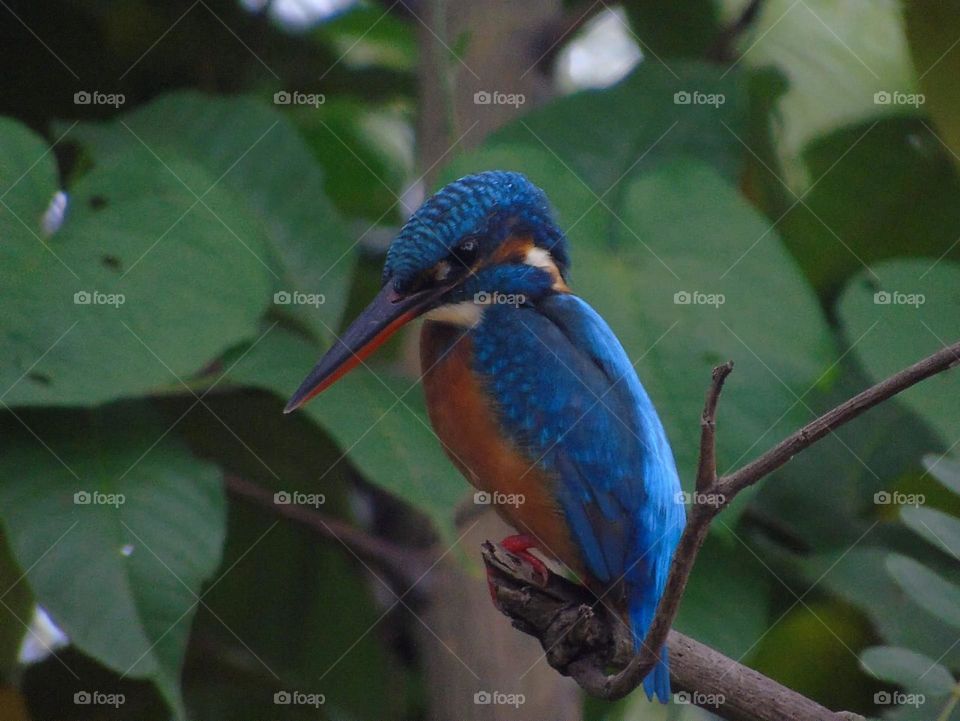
[383,171,569,289]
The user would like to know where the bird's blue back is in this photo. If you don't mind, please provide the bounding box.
[472,294,686,702]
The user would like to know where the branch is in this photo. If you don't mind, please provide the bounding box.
[485,338,960,717]
[225,474,432,589]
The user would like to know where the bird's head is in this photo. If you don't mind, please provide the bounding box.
[284,170,569,412]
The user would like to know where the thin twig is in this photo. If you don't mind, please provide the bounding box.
[225,474,431,588]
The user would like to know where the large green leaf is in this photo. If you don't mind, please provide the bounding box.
[221,328,464,541]
[64,92,356,339]
[0,533,32,679]
[732,0,917,185]
[906,1,960,166]
[886,554,960,630]
[186,502,396,721]
[674,532,772,658]
[811,548,960,668]
[0,117,272,408]
[837,260,960,447]
[490,59,748,190]
[443,146,834,520]
[0,406,226,716]
[925,454,960,496]
[778,119,960,299]
[860,645,955,697]
[900,506,960,560]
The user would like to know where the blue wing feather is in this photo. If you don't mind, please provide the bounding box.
[472,294,685,702]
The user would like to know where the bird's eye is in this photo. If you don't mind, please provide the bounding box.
[453,237,480,267]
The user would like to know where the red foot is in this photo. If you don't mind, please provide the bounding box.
[500,534,550,586]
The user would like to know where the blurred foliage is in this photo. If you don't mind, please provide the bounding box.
[0,1,959,720]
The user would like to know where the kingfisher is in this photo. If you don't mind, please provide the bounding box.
[285,171,686,702]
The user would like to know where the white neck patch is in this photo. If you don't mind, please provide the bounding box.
[423,301,484,328]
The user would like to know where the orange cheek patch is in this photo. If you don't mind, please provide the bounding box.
[489,234,535,265]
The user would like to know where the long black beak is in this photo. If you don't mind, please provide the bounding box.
[284,282,446,413]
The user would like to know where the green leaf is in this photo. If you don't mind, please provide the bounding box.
[906,1,960,167]
[674,533,772,658]
[0,532,33,679]
[222,328,463,542]
[0,117,272,408]
[186,500,397,721]
[735,0,917,182]
[778,119,960,298]
[837,260,960,446]
[443,146,835,521]
[489,59,748,189]
[860,645,955,697]
[622,0,721,58]
[810,548,960,668]
[887,554,960,630]
[0,406,226,717]
[924,454,960,496]
[900,506,960,559]
[64,91,356,339]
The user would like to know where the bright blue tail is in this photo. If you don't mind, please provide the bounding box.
[629,595,671,703]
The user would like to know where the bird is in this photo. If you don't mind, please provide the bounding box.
[285,170,687,702]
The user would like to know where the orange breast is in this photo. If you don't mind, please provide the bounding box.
[420,321,584,576]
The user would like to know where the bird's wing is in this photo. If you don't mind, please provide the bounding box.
[477,294,684,591]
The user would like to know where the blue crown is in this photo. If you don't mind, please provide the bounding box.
[383,171,569,290]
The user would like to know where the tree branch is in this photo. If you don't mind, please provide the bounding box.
[484,338,960,717]
[225,474,432,589]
